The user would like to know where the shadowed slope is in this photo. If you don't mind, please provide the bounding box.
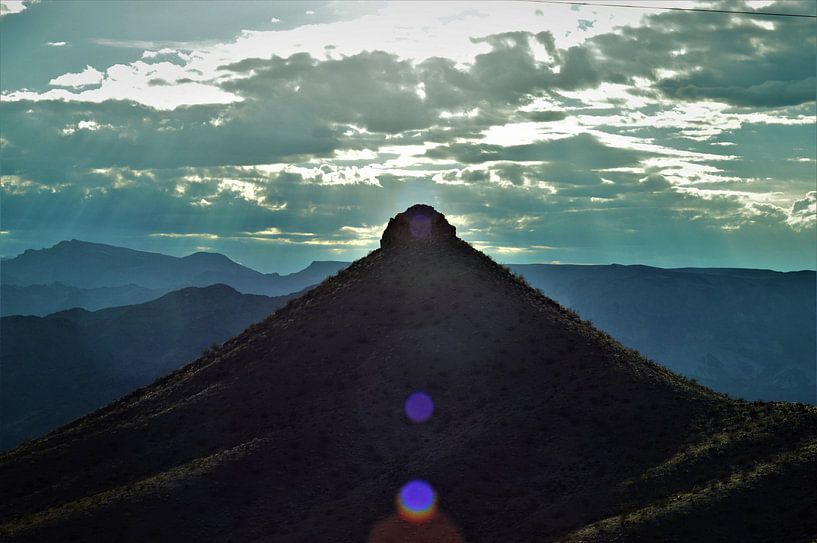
[509,264,816,403]
[0,283,170,317]
[1,205,815,542]
[0,284,297,450]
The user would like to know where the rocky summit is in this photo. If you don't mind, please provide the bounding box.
[1,205,815,542]
[380,204,457,249]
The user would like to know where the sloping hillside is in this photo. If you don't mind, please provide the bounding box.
[511,264,816,403]
[0,283,169,317]
[0,285,294,449]
[0,206,814,542]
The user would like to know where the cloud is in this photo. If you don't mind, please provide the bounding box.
[657,75,817,109]
[3,160,815,271]
[9,60,239,109]
[639,173,672,191]
[0,1,360,94]
[0,0,29,17]
[0,98,339,178]
[0,1,814,271]
[788,191,817,231]
[48,65,103,87]
[46,41,67,47]
[525,110,566,122]
[426,133,647,168]
[587,5,817,108]
[150,232,220,240]
[221,51,436,134]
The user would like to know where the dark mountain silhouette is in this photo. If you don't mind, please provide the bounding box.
[4,240,811,405]
[509,264,816,404]
[1,205,815,542]
[0,239,347,296]
[4,263,811,455]
[0,284,296,450]
[265,260,350,296]
[0,283,170,317]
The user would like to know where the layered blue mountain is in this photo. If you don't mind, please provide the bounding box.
[1,240,813,445]
[509,264,816,404]
[0,283,169,317]
[1,239,348,297]
[0,284,296,450]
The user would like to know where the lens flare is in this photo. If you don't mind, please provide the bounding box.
[397,480,437,523]
[409,214,432,239]
[405,391,434,423]
[368,512,464,543]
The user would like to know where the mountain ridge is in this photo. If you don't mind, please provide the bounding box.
[508,263,816,403]
[0,239,348,295]
[0,282,171,317]
[1,205,814,542]
[0,284,299,450]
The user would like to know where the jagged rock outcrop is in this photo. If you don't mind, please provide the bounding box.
[380,204,457,249]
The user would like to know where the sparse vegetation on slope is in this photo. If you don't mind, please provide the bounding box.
[0,206,814,542]
[0,285,296,449]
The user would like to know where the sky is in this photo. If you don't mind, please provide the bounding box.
[0,0,814,273]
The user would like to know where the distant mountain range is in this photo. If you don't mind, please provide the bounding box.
[509,264,816,404]
[0,283,170,317]
[0,238,813,450]
[0,284,296,450]
[2,205,813,542]
[1,239,347,296]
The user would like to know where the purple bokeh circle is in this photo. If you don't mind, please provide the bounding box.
[409,215,432,239]
[399,480,435,511]
[405,391,434,423]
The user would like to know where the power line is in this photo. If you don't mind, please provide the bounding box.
[527,0,817,19]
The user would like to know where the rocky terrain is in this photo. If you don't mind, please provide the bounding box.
[0,205,814,542]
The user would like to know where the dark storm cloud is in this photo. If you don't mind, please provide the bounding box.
[217,28,609,137]
[0,1,363,92]
[0,33,624,181]
[524,111,567,122]
[415,30,600,112]
[221,51,435,134]
[437,160,676,199]
[0,98,340,181]
[1,0,814,271]
[217,30,600,138]
[6,1,812,183]
[426,133,647,168]
[586,1,817,107]
[656,76,817,108]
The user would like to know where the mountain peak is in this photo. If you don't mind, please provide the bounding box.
[380,204,457,249]
[53,239,100,249]
[3,207,816,542]
[182,251,234,263]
